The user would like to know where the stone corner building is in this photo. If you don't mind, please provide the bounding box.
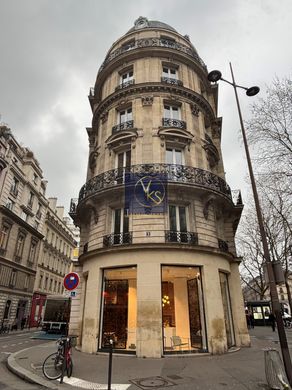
[69,17,249,357]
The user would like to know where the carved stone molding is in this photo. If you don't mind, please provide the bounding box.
[203,195,215,220]
[190,103,200,117]
[141,96,153,106]
[100,111,108,123]
[89,145,100,172]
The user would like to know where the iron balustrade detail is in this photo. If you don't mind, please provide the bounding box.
[78,164,232,203]
[165,231,198,245]
[98,37,206,74]
[162,118,186,129]
[161,77,183,86]
[103,232,133,247]
[115,79,135,91]
[112,120,134,134]
[218,239,229,252]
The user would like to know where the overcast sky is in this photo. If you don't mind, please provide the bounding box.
[1,0,292,214]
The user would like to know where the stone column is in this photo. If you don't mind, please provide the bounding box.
[229,261,250,347]
[136,262,162,358]
[204,263,227,354]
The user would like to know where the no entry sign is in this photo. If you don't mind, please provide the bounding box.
[64,272,80,291]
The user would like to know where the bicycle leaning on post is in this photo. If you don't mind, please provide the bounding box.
[42,336,75,380]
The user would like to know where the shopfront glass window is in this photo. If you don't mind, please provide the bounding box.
[161,265,206,353]
[100,267,137,351]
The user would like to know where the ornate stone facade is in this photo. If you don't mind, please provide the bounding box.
[69,18,249,357]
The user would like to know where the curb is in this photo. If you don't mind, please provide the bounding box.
[6,346,58,390]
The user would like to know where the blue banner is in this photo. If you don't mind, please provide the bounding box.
[125,173,167,214]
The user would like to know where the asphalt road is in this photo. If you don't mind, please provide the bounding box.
[0,331,47,390]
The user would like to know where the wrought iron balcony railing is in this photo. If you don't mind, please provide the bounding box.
[218,239,229,252]
[98,37,207,74]
[165,231,198,245]
[115,79,135,91]
[112,120,134,134]
[161,77,183,86]
[77,164,232,204]
[103,232,133,247]
[162,118,186,129]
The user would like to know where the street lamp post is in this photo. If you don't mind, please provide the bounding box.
[208,62,292,385]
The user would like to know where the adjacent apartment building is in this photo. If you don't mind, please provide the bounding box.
[69,17,248,357]
[0,124,76,329]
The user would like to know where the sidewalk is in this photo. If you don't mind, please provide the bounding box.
[7,327,292,390]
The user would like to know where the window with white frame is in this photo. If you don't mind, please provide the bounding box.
[5,198,15,211]
[118,108,132,124]
[28,239,37,264]
[169,205,187,233]
[10,177,19,196]
[15,232,26,258]
[9,270,17,287]
[21,211,29,222]
[116,150,131,169]
[0,222,11,251]
[28,191,34,208]
[162,66,177,79]
[166,148,183,165]
[113,208,129,235]
[164,104,180,119]
[120,70,133,85]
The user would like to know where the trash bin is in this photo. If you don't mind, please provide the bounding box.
[264,348,291,389]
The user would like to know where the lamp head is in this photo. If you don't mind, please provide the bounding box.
[246,86,260,96]
[207,70,222,83]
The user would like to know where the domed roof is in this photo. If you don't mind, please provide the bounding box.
[127,17,177,34]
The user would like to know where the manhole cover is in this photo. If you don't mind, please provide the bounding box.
[130,376,176,389]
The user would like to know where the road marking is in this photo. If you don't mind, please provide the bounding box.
[11,344,16,346]
[60,376,130,390]
[18,342,23,345]
[1,352,11,355]
[2,345,7,348]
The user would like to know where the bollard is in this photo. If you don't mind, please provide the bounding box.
[264,348,291,390]
[60,338,67,384]
[108,339,113,390]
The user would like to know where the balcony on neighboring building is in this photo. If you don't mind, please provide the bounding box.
[112,120,134,134]
[162,118,186,130]
[161,77,183,86]
[165,231,198,245]
[103,232,133,247]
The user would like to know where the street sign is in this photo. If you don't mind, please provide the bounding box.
[70,291,77,298]
[64,272,80,291]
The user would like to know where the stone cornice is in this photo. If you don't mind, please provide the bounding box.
[92,82,215,129]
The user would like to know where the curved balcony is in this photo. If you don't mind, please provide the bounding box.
[112,120,134,134]
[77,164,232,203]
[115,79,135,91]
[98,37,206,74]
[161,77,183,86]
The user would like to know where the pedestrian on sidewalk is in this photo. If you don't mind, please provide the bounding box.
[269,312,276,331]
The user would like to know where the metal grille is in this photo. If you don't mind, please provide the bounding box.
[161,77,183,86]
[103,232,133,247]
[112,120,134,134]
[78,164,232,204]
[218,239,229,252]
[165,231,198,245]
[162,118,186,129]
[115,79,135,91]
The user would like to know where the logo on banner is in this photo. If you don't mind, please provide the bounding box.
[125,173,167,214]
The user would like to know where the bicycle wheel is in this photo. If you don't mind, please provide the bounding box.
[42,352,64,380]
[66,356,73,378]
